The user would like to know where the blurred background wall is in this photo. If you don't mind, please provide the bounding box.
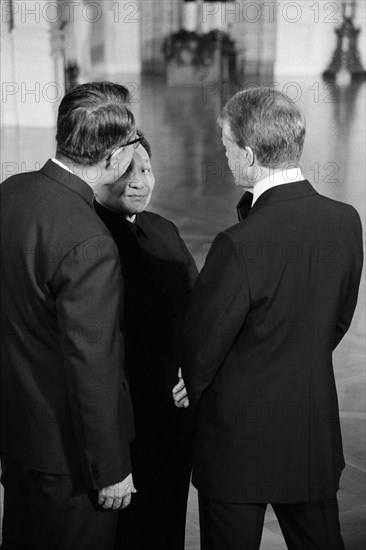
[2,0,366,127]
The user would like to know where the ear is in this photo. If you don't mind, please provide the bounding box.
[244,146,255,166]
[107,147,122,169]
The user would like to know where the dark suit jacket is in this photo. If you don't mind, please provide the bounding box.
[94,202,198,422]
[182,180,363,504]
[93,204,198,550]
[0,160,134,490]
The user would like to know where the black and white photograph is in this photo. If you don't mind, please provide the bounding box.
[0,1,365,549]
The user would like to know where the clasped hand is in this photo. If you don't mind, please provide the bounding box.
[98,370,187,511]
[172,367,189,408]
[98,472,136,510]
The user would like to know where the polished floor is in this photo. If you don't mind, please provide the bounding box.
[0,75,365,549]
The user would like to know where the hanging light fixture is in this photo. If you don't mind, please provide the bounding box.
[323,0,366,82]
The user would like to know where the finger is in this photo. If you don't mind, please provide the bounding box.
[121,493,132,509]
[172,379,184,393]
[174,388,187,401]
[175,397,189,408]
[178,367,182,378]
[122,482,136,495]
[112,498,123,510]
[183,399,189,408]
[101,496,114,509]
[98,493,106,506]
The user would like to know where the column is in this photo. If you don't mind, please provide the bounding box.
[228,0,277,78]
[1,0,60,127]
[183,0,198,31]
[141,0,181,74]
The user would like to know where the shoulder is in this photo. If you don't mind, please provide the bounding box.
[140,210,174,226]
[1,169,41,189]
[221,220,256,243]
[312,193,362,230]
[316,193,359,214]
[139,210,179,235]
[3,169,112,244]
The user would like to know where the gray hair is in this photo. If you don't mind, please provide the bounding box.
[219,87,306,168]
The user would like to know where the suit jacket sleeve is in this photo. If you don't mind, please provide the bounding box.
[182,231,250,406]
[333,209,363,349]
[51,234,132,490]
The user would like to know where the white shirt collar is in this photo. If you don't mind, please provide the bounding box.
[252,167,305,206]
[51,157,75,175]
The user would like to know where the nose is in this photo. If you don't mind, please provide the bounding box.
[128,175,144,189]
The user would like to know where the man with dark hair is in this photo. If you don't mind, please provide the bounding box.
[94,134,197,550]
[180,87,363,549]
[0,81,139,550]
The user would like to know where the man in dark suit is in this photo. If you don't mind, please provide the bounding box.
[181,88,363,549]
[94,134,198,550]
[0,82,140,550]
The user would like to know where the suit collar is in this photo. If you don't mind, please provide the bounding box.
[40,159,94,205]
[237,180,317,221]
[94,199,148,238]
[134,212,151,236]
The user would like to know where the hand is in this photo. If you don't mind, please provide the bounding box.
[98,473,137,510]
[172,367,189,408]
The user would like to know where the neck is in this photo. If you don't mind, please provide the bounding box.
[95,197,136,223]
[254,165,301,187]
[56,156,97,191]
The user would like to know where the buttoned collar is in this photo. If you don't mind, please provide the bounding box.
[93,199,148,238]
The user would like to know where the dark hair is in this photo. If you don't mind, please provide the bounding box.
[219,87,306,168]
[56,81,135,166]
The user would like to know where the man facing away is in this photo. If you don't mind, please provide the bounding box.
[181,88,363,550]
[0,82,139,550]
[94,132,197,550]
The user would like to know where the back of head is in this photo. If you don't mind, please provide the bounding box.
[220,87,306,168]
[56,81,134,166]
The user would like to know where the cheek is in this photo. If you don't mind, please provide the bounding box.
[109,182,129,203]
[149,176,155,193]
[143,175,155,194]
